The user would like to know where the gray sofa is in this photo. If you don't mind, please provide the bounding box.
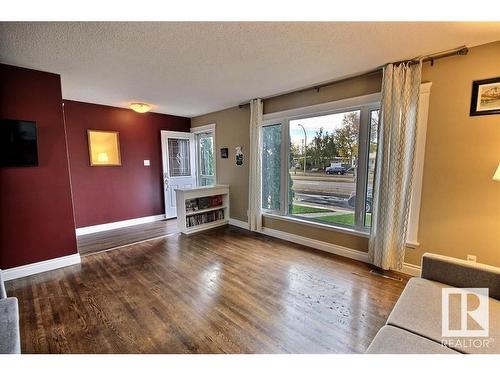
[367,253,500,354]
[0,270,21,354]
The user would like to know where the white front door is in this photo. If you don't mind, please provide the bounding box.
[161,130,196,218]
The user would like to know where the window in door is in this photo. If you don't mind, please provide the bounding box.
[168,138,191,177]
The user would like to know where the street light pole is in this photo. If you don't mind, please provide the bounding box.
[298,124,307,175]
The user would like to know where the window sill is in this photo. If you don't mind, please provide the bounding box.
[262,212,370,239]
[405,240,420,249]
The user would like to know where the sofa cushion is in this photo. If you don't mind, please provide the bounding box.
[0,297,21,354]
[387,277,499,354]
[366,325,459,354]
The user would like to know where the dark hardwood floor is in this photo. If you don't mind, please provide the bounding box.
[6,226,408,354]
[77,219,178,255]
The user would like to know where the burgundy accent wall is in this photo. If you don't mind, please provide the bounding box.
[63,101,190,228]
[0,64,78,269]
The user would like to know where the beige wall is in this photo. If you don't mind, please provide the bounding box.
[264,71,382,114]
[191,106,250,222]
[262,216,369,251]
[191,41,500,267]
[406,41,500,267]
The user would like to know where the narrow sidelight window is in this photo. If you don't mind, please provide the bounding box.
[196,132,215,186]
[262,124,282,211]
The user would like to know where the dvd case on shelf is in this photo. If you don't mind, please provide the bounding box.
[186,208,225,228]
[185,195,223,213]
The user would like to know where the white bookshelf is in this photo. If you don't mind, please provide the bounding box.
[175,185,229,234]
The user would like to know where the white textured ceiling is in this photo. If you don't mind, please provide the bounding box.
[1,22,499,117]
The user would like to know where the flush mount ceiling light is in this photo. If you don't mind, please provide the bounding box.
[129,102,151,113]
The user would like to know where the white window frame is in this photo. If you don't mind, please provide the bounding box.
[261,84,431,246]
[262,93,381,235]
[191,123,216,186]
[406,82,432,248]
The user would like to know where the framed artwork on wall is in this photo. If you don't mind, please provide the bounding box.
[87,129,122,166]
[235,146,243,166]
[470,76,500,116]
[220,147,228,159]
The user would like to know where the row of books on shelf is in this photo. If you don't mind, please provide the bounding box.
[186,209,225,228]
[185,194,224,212]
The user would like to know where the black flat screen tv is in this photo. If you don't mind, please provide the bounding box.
[0,119,39,167]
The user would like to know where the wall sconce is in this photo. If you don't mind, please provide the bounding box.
[97,152,110,163]
[493,163,500,181]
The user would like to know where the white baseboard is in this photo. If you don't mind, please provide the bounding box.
[401,262,422,277]
[1,253,81,281]
[260,226,421,277]
[76,214,166,236]
[260,227,370,263]
[228,218,249,230]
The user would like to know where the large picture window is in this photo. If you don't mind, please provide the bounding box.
[261,99,380,233]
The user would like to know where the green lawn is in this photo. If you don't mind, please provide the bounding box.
[291,204,333,214]
[311,213,372,226]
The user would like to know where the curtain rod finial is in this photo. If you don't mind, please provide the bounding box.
[458,47,469,56]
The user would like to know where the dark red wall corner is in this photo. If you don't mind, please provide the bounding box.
[0,64,78,269]
[63,101,190,228]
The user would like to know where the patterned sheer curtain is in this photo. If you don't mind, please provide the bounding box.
[248,98,263,231]
[369,61,422,270]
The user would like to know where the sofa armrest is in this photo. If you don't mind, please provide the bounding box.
[421,253,500,300]
[0,297,21,354]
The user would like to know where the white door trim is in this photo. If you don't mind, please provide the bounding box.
[160,130,197,219]
[191,123,217,187]
[190,123,216,134]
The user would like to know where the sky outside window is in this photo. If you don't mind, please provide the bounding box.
[290,112,352,147]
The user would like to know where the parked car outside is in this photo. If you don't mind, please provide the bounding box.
[325,165,346,175]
